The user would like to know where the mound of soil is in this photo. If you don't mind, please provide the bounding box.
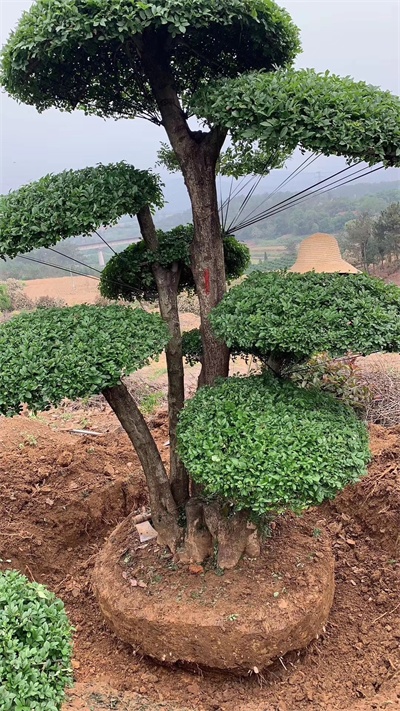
[334,424,400,555]
[93,513,334,672]
[0,413,400,710]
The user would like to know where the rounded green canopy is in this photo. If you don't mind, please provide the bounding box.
[0,0,300,120]
[100,226,250,301]
[210,271,400,362]
[178,374,370,515]
[0,163,163,258]
[0,305,169,415]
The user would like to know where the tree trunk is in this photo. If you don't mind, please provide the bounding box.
[138,39,229,384]
[103,382,182,552]
[137,206,189,508]
[184,156,230,385]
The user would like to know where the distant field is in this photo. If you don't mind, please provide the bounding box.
[248,244,288,262]
[24,276,100,305]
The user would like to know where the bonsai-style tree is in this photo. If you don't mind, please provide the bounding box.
[1,0,400,566]
[1,0,400,386]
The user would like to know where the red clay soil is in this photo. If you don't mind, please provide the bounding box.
[0,411,400,711]
[23,276,100,306]
[93,514,335,672]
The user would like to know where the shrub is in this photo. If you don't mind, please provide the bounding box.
[0,284,11,312]
[35,295,66,309]
[178,374,370,516]
[288,352,373,413]
[210,271,400,363]
[1,280,34,311]
[100,226,250,302]
[181,328,203,366]
[0,570,73,710]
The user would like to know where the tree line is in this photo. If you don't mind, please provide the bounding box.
[343,202,400,272]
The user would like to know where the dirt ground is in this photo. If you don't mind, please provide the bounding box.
[23,276,100,306]
[1,274,399,709]
[0,403,399,711]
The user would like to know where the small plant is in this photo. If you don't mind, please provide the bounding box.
[313,528,322,539]
[141,391,164,415]
[23,433,38,447]
[227,613,239,621]
[0,570,73,709]
[0,283,12,312]
[289,352,372,413]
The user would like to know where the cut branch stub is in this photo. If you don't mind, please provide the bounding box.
[203,504,257,569]
[178,497,213,564]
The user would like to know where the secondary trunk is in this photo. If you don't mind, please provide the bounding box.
[137,206,189,508]
[103,382,182,552]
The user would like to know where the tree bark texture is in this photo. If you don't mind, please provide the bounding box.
[103,382,182,552]
[137,206,189,508]
[138,38,229,384]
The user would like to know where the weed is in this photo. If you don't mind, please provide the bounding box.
[313,527,322,539]
[227,613,239,621]
[141,391,164,415]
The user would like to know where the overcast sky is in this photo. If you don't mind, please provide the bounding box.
[0,0,399,195]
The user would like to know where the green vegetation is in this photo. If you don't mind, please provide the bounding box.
[1,0,400,568]
[210,271,400,363]
[289,353,372,413]
[194,68,400,167]
[178,374,370,515]
[0,163,162,257]
[0,0,299,118]
[141,391,165,415]
[0,570,73,710]
[100,226,250,301]
[0,306,168,415]
[0,284,11,312]
[344,202,400,271]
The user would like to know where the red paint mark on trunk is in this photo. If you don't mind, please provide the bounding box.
[204,269,210,295]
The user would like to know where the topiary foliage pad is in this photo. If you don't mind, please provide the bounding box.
[178,375,370,516]
[0,305,169,415]
[210,271,400,363]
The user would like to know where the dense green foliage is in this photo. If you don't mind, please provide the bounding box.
[178,374,370,515]
[0,305,168,415]
[0,0,300,121]
[210,271,400,362]
[0,163,163,258]
[100,227,250,301]
[181,328,203,366]
[194,69,400,167]
[0,284,11,312]
[0,570,73,711]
